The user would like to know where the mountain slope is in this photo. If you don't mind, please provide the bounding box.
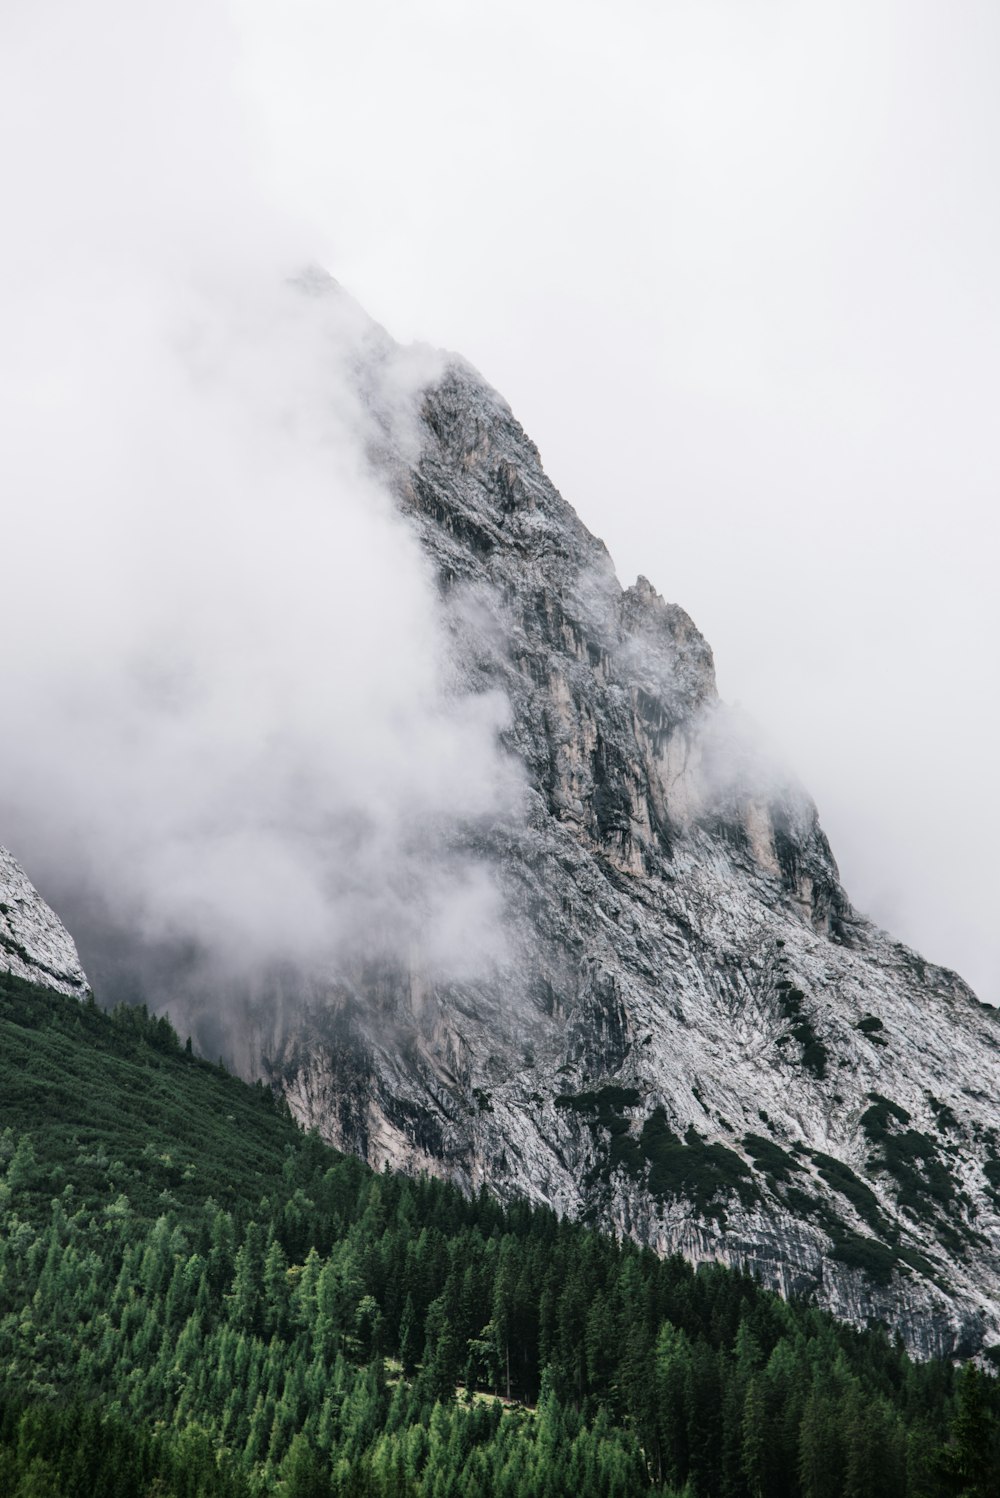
[8,283,997,1360]
[0,846,89,997]
[2,970,995,1497]
[256,329,1000,1359]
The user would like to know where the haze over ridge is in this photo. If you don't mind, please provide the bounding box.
[0,1,520,999]
[1,0,995,1003]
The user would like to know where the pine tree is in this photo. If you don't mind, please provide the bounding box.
[229,1223,265,1334]
[798,1373,844,1498]
[263,1234,290,1340]
[935,1363,1000,1498]
[742,1374,767,1498]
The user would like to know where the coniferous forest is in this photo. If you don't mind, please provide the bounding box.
[1,970,998,1497]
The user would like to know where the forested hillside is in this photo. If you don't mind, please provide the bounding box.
[1,972,997,1497]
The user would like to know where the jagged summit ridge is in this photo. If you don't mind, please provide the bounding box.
[267,345,1000,1358]
[0,847,89,997]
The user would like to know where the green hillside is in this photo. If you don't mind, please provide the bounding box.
[0,970,997,1497]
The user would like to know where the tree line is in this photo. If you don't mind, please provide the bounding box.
[0,971,997,1496]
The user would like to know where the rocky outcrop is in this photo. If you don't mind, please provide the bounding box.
[6,275,995,1357]
[0,847,89,997]
[260,331,1000,1361]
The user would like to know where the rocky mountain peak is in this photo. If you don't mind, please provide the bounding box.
[269,334,1000,1359]
[7,295,999,1364]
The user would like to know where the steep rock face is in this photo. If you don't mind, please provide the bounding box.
[0,847,89,997]
[257,346,1000,1358]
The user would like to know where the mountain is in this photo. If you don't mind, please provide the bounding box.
[253,309,1000,1360]
[4,287,1000,1364]
[0,845,89,997]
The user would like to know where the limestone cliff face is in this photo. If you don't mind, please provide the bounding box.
[265,344,1000,1360]
[0,847,89,997]
[6,275,996,1359]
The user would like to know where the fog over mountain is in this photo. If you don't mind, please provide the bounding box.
[4,0,996,1002]
[4,1,1000,1363]
[236,0,1000,1004]
[0,1,520,999]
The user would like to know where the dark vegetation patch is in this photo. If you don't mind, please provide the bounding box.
[557,1089,759,1222]
[928,1096,958,1132]
[896,1243,940,1277]
[555,1084,643,1114]
[828,1234,933,1286]
[861,1094,911,1131]
[743,1134,803,1185]
[830,1229,938,1287]
[639,1110,759,1221]
[783,1187,876,1259]
[780,1186,939,1288]
[983,1136,1000,1209]
[861,1093,965,1240]
[855,1015,888,1047]
[556,1084,646,1177]
[830,1230,903,1287]
[811,1152,888,1235]
[774,979,828,1079]
[781,1185,832,1222]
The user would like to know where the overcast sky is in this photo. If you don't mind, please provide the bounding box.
[0,0,520,998]
[2,2,996,1005]
[229,0,999,1002]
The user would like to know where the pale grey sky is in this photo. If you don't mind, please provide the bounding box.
[2,1,997,1004]
[233,0,1000,1001]
[0,0,520,993]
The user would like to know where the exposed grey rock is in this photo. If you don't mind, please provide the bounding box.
[13,275,986,1359]
[0,846,89,997]
[262,326,1000,1361]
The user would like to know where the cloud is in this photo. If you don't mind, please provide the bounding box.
[223,0,1000,1005]
[0,0,521,1007]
